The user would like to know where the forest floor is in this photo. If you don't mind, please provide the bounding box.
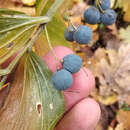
[0,0,130,130]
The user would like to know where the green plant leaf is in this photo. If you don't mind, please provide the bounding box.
[0,8,27,16]
[0,8,50,71]
[0,25,35,49]
[0,15,50,33]
[46,0,64,18]
[0,26,34,64]
[0,25,43,76]
[35,0,70,57]
[36,0,49,16]
[0,51,65,130]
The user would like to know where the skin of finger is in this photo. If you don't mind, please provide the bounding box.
[43,46,95,110]
[55,98,101,130]
[63,67,95,111]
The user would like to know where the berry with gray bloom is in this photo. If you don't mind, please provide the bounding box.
[101,9,117,25]
[62,54,82,73]
[84,6,100,25]
[64,25,75,42]
[73,25,93,44]
[51,69,73,91]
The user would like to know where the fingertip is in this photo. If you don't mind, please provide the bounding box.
[74,98,101,130]
[78,98,101,128]
[63,67,95,111]
[56,98,101,130]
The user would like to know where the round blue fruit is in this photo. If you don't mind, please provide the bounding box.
[73,25,92,44]
[63,54,82,73]
[84,6,100,25]
[51,69,73,91]
[101,9,117,25]
[64,25,75,42]
[101,0,111,10]
[95,0,110,10]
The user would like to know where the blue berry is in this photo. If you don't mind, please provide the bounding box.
[95,0,110,10]
[62,54,82,73]
[64,25,75,42]
[73,25,92,44]
[101,9,117,25]
[51,69,73,91]
[84,6,100,25]
[100,0,111,10]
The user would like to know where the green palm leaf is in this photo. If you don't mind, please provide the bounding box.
[0,51,65,130]
[0,8,27,16]
[0,15,50,33]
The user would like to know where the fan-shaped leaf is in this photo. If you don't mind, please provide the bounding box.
[0,26,35,65]
[0,25,42,76]
[0,28,34,64]
[0,15,50,33]
[0,8,27,16]
[0,51,65,130]
[0,25,35,49]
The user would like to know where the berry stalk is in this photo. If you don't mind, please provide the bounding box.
[96,0,104,13]
[45,26,61,69]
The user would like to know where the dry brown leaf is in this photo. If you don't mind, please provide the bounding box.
[123,0,130,22]
[108,123,125,130]
[125,95,130,106]
[119,25,130,44]
[98,94,118,106]
[93,44,130,104]
[117,110,130,130]
[0,86,10,110]
[107,127,114,130]
[71,2,87,17]
[22,0,36,6]
[11,0,22,3]
[114,123,125,130]
[0,0,35,16]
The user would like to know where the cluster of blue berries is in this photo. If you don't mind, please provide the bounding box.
[51,54,82,91]
[84,0,117,25]
[64,0,117,45]
[64,25,93,45]
[53,0,117,91]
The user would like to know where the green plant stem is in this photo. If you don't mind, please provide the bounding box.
[46,0,64,19]
[44,26,56,59]
[64,0,70,18]
[69,20,77,31]
[45,26,61,69]
[36,0,49,16]
[112,0,118,9]
[0,16,51,33]
[96,0,104,13]
[65,0,69,12]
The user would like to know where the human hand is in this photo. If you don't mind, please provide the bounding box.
[43,46,101,130]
